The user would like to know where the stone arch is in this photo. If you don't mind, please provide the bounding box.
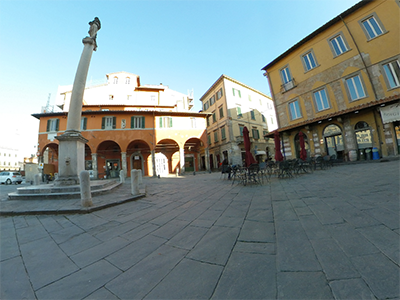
[184,137,203,172]
[294,131,310,159]
[96,140,122,179]
[155,139,180,174]
[127,140,151,176]
[41,143,59,173]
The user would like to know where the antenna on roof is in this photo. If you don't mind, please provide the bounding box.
[42,93,54,113]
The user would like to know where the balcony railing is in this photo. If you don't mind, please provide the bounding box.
[280,78,296,93]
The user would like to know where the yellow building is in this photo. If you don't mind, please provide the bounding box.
[262,0,400,161]
[200,75,278,168]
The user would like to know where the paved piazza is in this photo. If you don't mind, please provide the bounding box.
[1,160,399,299]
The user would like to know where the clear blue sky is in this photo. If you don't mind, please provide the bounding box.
[0,0,360,156]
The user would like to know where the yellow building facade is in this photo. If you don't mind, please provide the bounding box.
[262,0,400,161]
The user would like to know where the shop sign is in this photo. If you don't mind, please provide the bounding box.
[380,102,400,124]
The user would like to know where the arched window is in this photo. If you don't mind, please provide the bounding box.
[355,121,372,149]
[355,121,369,130]
[323,124,344,158]
[125,77,130,84]
[113,77,118,84]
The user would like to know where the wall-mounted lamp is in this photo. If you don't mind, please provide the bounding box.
[328,118,332,121]
[318,121,322,124]
[355,111,359,114]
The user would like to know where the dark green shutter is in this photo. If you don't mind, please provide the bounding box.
[82,117,87,130]
[131,116,134,128]
[101,117,105,129]
[141,116,145,128]
[112,117,116,129]
[159,117,163,128]
[46,120,51,132]
[232,88,235,96]
[55,119,59,131]
[169,117,173,128]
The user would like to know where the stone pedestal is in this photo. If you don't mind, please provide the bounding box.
[54,132,88,186]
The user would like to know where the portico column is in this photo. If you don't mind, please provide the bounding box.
[91,153,98,179]
[205,148,210,172]
[180,147,185,174]
[151,149,156,177]
[121,152,127,177]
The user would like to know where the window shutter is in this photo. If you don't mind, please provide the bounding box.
[141,116,145,128]
[101,117,105,129]
[112,117,116,129]
[131,116,134,128]
[55,119,59,131]
[238,90,241,98]
[232,88,235,96]
[83,117,87,130]
[46,120,51,132]
[159,117,163,128]
[169,117,173,128]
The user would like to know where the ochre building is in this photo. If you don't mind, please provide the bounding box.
[33,72,208,178]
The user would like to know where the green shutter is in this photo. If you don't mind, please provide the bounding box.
[112,117,116,129]
[46,120,51,132]
[159,117,163,128]
[232,88,235,96]
[82,117,87,130]
[101,117,105,129]
[141,116,145,128]
[169,117,173,128]
[55,119,59,131]
[238,90,241,98]
[131,116,134,128]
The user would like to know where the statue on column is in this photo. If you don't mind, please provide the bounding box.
[88,17,101,51]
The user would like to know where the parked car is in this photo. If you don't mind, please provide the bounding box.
[0,171,23,184]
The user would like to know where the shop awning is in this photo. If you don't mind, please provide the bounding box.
[380,102,400,124]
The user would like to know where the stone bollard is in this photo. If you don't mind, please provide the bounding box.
[34,174,41,186]
[138,170,142,185]
[119,169,125,183]
[80,170,93,207]
[131,169,140,195]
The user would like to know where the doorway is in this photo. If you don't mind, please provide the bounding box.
[106,160,120,178]
[185,156,194,172]
[323,124,344,159]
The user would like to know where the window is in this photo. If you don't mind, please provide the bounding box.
[248,95,252,102]
[383,60,400,89]
[212,111,216,123]
[346,75,366,101]
[217,88,223,100]
[113,77,118,84]
[206,116,210,127]
[221,126,226,140]
[190,117,196,128]
[80,117,87,130]
[360,15,385,39]
[239,125,244,136]
[280,66,295,91]
[207,134,211,145]
[214,131,219,143]
[102,116,116,129]
[127,95,132,100]
[46,119,59,132]
[289,100,302,120]
[219,106,224,118]
[237,106,242,118]
[209,96,215,105]
[302,50,317,71]
[159,117,173,128]
[203,101,209,111]
[251,110,256,120]
[313,88,330,111]
[252,128,260,139]
[329,34,349,56]
[262,114,266,122]
[232,88,241,98]
[126,77,130,84]
[109,95,114,100]
[131,116,145,129]
[263,130,269,139]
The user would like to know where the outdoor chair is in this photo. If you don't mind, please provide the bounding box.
[278,160,293,178]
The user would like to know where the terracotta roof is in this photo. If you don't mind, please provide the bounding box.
[264,94,400,137]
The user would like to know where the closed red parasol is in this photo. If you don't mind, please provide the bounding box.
[299,131,307,161]
[274,131,284,162]
[243,126,257,167]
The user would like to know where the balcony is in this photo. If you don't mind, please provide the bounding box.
[280,79,296,93]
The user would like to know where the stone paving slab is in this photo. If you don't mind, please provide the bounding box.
[0,160,399,300]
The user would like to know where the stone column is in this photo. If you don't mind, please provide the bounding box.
[54,19,100,186]
[151,149,156,177]
[121,152,127,177]
[91,153,98,179]
[205,148,210,172]
[179,148,185,174]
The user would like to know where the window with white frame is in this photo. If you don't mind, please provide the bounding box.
[313,88,330,111]
[302,51,318,71]
[81,117,87,130]
[131,116,145,129]
[232,88,241,98]
[383,60,400,89]
[280,66,292,84]
[126,77,130,84]
[361,15,384,39]
[329,34,348,56]
[159,117,173,128]
[46,118,59,132]
[113,77,118,84]
[346,75,366,101]
[289,100,302,120]
[102,116,116,129]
